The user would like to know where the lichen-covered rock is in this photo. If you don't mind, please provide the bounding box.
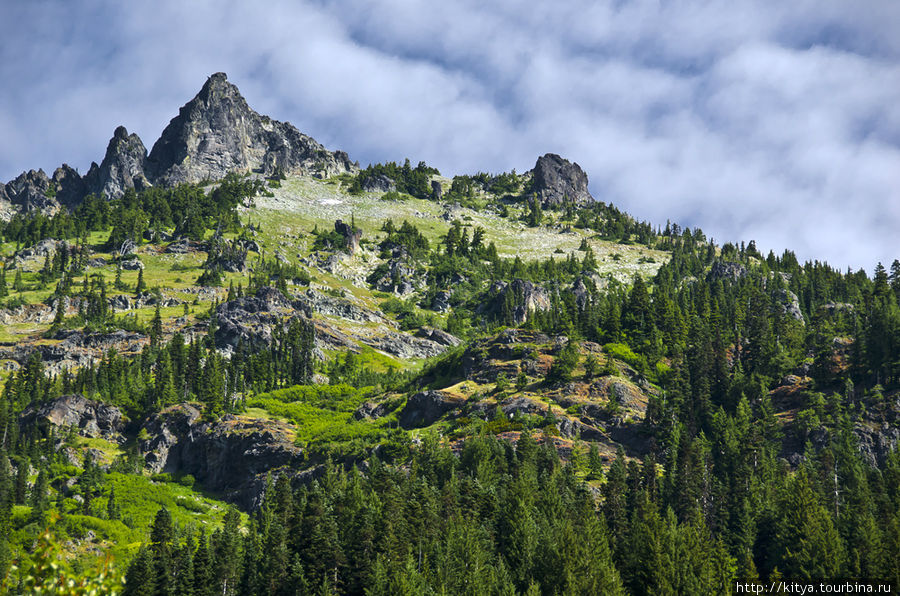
[531,153,593,207]
[19,394,125,441]
[147,72,356,186]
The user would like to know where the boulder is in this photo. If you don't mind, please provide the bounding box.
[120,257,143,270]
[531,153,593,207]
[415,326,461,347]
[431,180,443,201]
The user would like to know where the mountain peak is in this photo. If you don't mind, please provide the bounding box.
[147,73,355,186]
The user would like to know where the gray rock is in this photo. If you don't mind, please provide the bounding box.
[352,401,390,421]
[147,72,357,186]
[19,394,125,441]
[120,257,143,270]
[334,219,362,255]
[1,169,61,213]
[361,174,395,193]
[776,288,805,324]
[164,238,203,254]
[431,180,443,201]
[415,326,461,347]
[482,279,552,324]
[707,260,748,281]
[83,126,152,199]
[432,290,451,313]
[531,153,593,207]
[371,330,446,359]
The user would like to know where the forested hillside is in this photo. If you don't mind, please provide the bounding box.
[0,73,897,595]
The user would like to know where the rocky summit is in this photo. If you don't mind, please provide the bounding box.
[83,126,152,199]
[0,72,357,213]
[147,72,356,186]
[531,152,594,207]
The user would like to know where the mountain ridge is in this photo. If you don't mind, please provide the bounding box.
[0,73,358,214]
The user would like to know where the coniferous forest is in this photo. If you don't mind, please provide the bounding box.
[0,73,897,595]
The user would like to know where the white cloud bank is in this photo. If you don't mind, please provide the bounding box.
[0,0,897,270]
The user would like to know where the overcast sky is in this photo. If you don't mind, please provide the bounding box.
[1,0,898,271]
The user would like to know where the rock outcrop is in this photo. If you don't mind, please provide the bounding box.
[707,260,748,281]
[481,279,552,325]
[399,391,465,429]
[531,153,593,207]
[361,174,395,193]
[2,72,357,215]
[147,73,356,186]
[19,394,125,441]
[1,169,59,213]
[334,219,362,255]
[214,287,311,351]
[138,404,307,508]
[83,126,152,199]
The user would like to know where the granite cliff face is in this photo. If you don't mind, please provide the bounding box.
[0,72,356,215]
[147,72,356,186]
[531,153,594,207]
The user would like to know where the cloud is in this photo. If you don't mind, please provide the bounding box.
[0,0,897,270]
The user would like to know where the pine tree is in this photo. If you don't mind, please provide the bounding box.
[29,466,49,523]
[135,267,145,294]
[123,545,157,596]
[150,303,163,347]
[107,484,121,521]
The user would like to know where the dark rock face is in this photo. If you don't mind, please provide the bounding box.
[138,404,307,508]
[531,153,593,207]
[19,394,125,441]
[84,126,151,199]
[51,164,88,208]
[399,391,464,429]
[147,73,356,185]
[431,180,443,201]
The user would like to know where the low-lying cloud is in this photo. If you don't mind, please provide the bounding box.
[0,0,897,270]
